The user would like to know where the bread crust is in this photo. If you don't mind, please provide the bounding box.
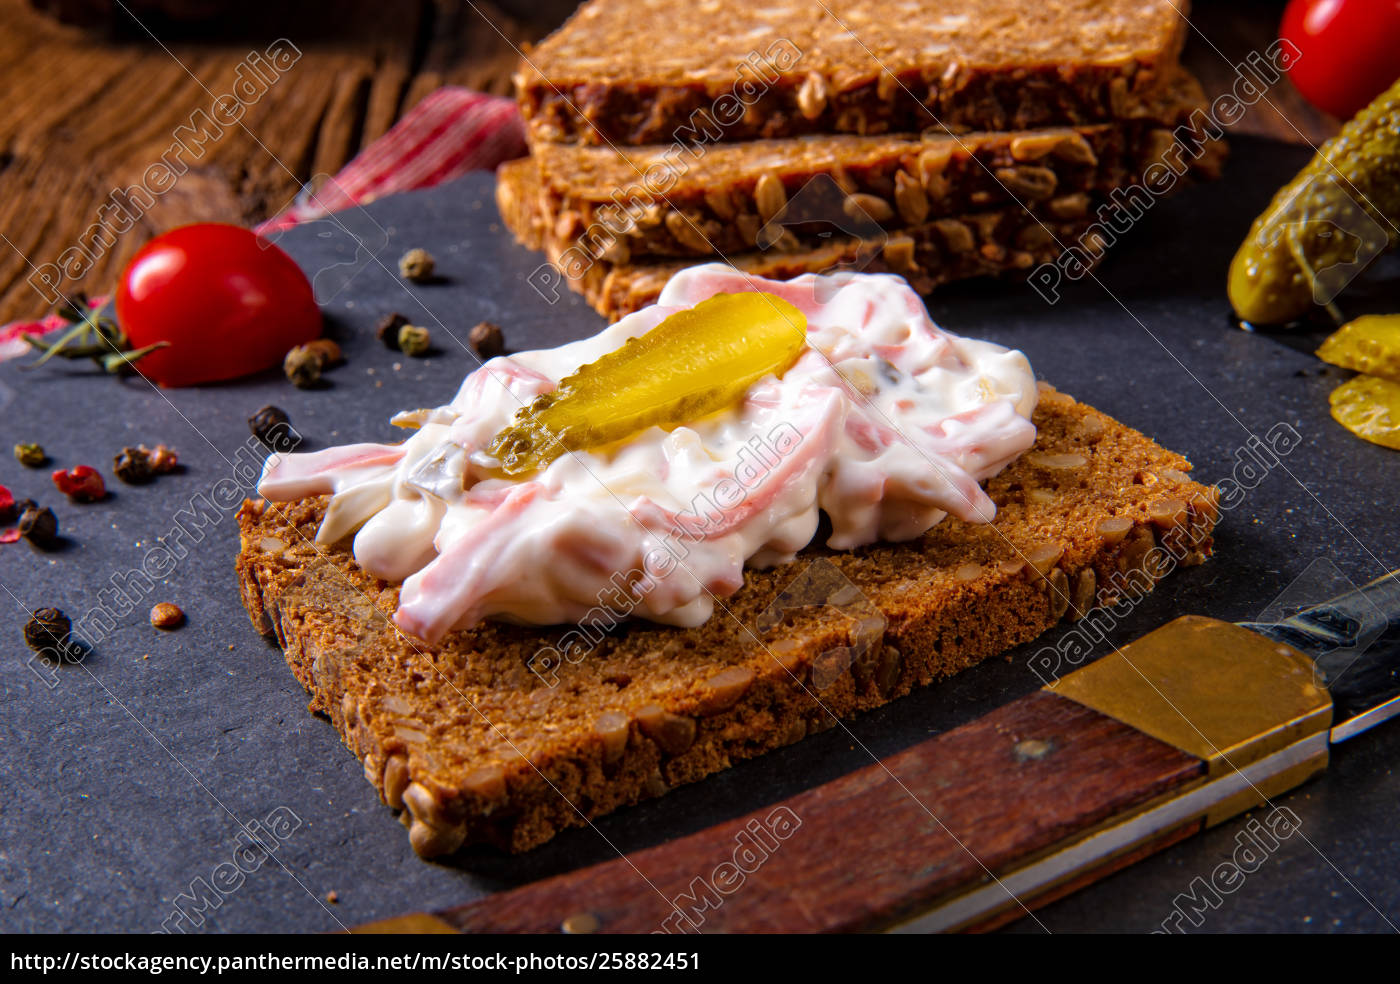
[236,389,1218,856]
[517,0,1192,145]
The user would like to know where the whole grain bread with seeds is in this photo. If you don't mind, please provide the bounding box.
[519,72,1221,259]
[496,156,1109,321]
[237,257,1219,858]
[237,389,1217,856]
[517,0,1193,146]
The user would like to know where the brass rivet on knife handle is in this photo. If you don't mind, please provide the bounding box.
[1047,616,1332,782]
[561,911,601,934]
[350,912,459,933]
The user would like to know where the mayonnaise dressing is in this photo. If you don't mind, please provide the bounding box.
[257,265,1037,642]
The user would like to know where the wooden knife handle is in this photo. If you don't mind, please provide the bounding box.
[433,690,1204,934]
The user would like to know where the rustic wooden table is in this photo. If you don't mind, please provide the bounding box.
[0,0,539,323]
[0,0,1337,324]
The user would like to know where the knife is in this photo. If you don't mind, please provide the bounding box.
[354,571,1400,934]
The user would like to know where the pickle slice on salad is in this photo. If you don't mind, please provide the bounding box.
[486,292,807,475]
[1317,315,1400,380]
[1328,374,1400,450]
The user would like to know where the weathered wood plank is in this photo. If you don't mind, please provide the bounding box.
[0,0,536,321]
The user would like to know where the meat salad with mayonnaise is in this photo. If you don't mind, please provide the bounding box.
[257,265,1038,642]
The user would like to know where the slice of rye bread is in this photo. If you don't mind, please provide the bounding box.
[524,74,1222,259]
[517,0,1191,145]
[236,386,1219,856]
[498,156,1103,321]
[535,222,1095,323]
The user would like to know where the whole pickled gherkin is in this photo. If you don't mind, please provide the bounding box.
[486,292,807,475]
[1229,77,1400,325]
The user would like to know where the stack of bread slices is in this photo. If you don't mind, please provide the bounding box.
[497,0,1224,320]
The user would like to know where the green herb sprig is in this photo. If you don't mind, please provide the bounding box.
[22,295,168,375]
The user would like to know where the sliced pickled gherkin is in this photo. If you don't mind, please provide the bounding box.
[1328,374,1400,451]
[486,292,807,475]
[1229,77,1400,325]
[1317,314,1400,380]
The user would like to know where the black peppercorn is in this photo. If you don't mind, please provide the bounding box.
[469,320,505,359]
[114,446,155,484]
[24,607,72,660]
[249,405,291,445]
[18,505,58,548]
[375,312,409,350]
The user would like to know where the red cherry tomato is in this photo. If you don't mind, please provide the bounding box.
[1280,0,1400,119]
[116,223,321,387]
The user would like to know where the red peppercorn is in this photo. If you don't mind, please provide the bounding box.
[0,484,15,524]
[145,444,179,474]
[51,465,106,503]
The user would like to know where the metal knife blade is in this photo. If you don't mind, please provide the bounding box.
[1239,569,1400,742]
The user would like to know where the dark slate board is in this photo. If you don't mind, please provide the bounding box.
[0,136,1396,935]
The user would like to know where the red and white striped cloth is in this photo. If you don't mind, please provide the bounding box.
[1,88,525,361]
[256,87,525,234]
